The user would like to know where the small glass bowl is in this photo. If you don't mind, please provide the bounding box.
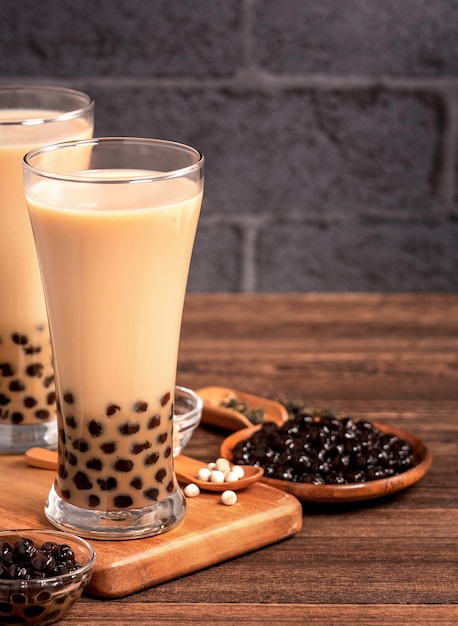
[173,385,203,457]
[0,529,96,626]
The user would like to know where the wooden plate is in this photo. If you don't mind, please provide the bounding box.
[220,422,432,503]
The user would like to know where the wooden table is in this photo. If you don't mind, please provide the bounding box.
[64,294,457,625]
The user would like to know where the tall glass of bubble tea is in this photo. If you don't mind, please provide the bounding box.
[23,137,204,539]
[0,86,94,454]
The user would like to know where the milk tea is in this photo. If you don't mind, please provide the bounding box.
[26,172,202,511]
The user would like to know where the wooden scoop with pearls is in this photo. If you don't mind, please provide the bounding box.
[25,447,263,492]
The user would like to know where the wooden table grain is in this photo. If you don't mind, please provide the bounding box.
[63,294,457,625]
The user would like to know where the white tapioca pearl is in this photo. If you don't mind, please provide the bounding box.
[196,467,212,482]
[221,490,237,505]
[209,469,225,483]
[231,465,245,479]
[215,457,231,472]
[183,483,200,498]
[224,470,239,482]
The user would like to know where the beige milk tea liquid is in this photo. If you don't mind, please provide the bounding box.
[27,172,202,511]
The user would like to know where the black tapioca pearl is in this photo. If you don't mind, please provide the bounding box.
[58,464,67,479]
[157,432,168,445]
[169,404,174,420]
[61,490,71,500]
[130,477,143,490]
[145,452,159,466]
[24,345,42,355]
[0,363,14,376]
[11,333,27,345]
[65,452,78,466]
[73,472,92,490]
[87,458,103,471]
[143,487,159,501]
[119,421,140,436]
[43,375,54,388]
[59,429,66,444]
[106,404,120,417]
[133,401,148,413]
[131,441,152,455]
[97,477,117,491]
[65,415,77,428]
[63,392,75,405]
[164,446,172,458]
[9,379,25,392]
[11,412,23,424]
[26,363,43,377]
[0,409,8,421]
[114,495,133,508]
[0,394,10,406]
[147,414,161,429]
[88,420,103,437]
[160,391,171,407]
[155,468,167,483]
[88,495,100,508]
[114,459,134,472]
[23,396,37,408]
[100,441,117,454]
[72,438,88,453]
[46,391,56,405]
[35,409,50,420]
[166,480,174,493]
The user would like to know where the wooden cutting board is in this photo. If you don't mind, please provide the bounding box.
[0,455,302,598]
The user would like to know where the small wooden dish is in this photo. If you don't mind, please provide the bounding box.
[196,386,288,431]
[220,423,432,503]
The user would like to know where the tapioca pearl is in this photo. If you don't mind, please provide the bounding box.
[72,438,89,453]
[0,363,15,376]
[114,459,134,472]
[73,471,93,490]
[119,422,140,436]
[87,458,103,471]
[155,468,167,483]
[166,480,174,493]
[88,495,100,508]
[0,394,10,406]
[58,465,68,479]
[133,401,148,413]
[34,409,50,420]
[46,391,56,405]
[160,391,171,407]
[11,333,28,345]
[43,375,54,388]
[106,404,121,417]
[23,396,37,408]
[59,428,66,444]
[97,477,117,491]
[65,452,78,466]
[26,363,44,377]
[88,420,103,437]
[11,412,24,424]
[61,489,71,500]
[168,404,174,420]
[143,487,159,502]
[100,441,117,454]
[65,415,77,428]
[164,446,172,459]
[144,452,159,466]
[131,440,152,454]
[114,495,133,508]
[9,379,25,392]
[130,477,143,490]
[63,392,75,405]
[147,414,161,429]
[157,432,168,445]
[24,344,42,355]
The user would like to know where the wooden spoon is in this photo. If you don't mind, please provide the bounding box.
[196,386,288,431]
[24,447,263,492]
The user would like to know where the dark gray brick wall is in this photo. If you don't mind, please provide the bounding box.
[1,0,457,292]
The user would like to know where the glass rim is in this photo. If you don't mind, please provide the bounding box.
[0,84,94,126]
[23,136,205,184]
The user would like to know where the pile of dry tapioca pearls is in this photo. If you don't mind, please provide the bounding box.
[183,457,244,505]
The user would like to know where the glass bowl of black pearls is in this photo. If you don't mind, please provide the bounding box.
[173,386,203,457]
[0,529,96,625]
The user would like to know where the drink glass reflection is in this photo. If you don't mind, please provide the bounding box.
[0,86,94,454]
[24,137,204,539]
